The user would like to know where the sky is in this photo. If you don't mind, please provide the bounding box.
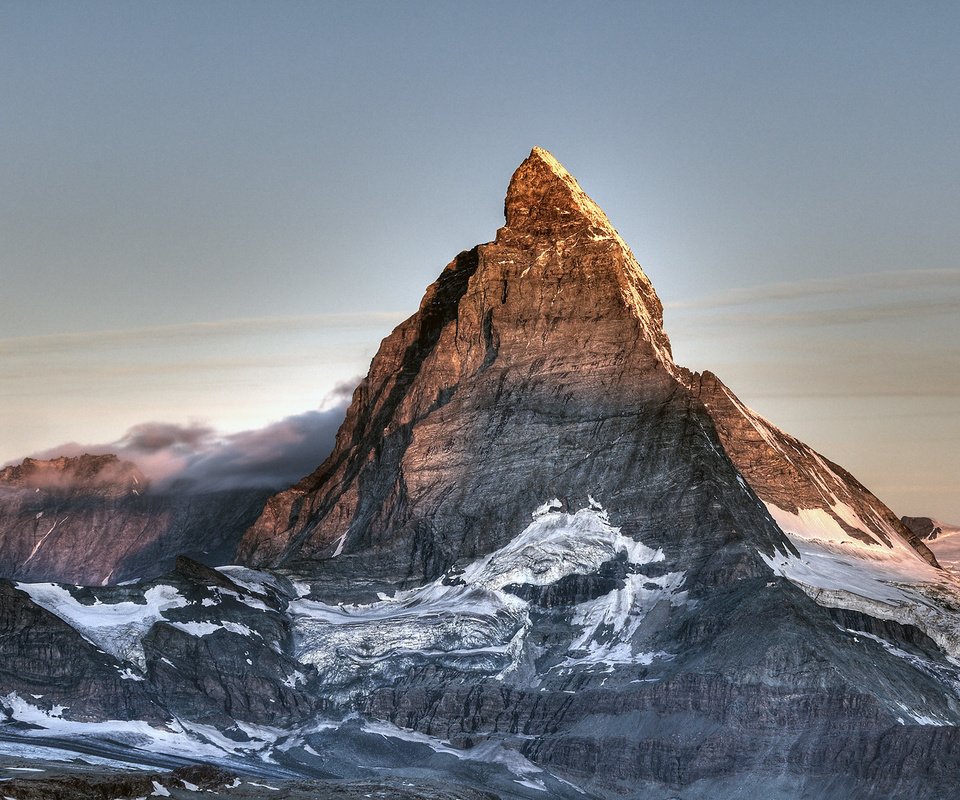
[1,1,958,519]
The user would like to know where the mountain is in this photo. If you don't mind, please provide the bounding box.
[904,516,960,572]
[3,148,960,799]
[0,454,271,584]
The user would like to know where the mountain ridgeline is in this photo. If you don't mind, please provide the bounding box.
[2,148,960,800]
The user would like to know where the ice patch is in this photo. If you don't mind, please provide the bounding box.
[533,498,562,518]
[562,570,686,669]
[291,501,669,686]
[15,583,188,668]
[762,508,960,660]
[460,507,662,592]
[169,620,260,639]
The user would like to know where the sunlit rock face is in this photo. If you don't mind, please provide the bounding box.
[5,149,960,799]
[237,148,782,584]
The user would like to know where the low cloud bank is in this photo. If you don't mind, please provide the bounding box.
[24,380,358,494]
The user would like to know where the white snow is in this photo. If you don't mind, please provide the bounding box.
[169,621,222,637]
[460,506,662,592]
[561,569,686,670]
[532,498,562,518]
[291,500,674,684]
[168,620,259,639]
[15,583,188,668]
[150,780,170,796]
[0,692,289,765]
[766,502,920,560]
[214,566,275,593]
[762,504,960,660]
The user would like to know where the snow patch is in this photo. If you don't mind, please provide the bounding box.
[533,498,562,518]
[292,501,669,686]
[15,583,188,669]
[762,509,960,661]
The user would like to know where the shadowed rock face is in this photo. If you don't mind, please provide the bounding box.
[0,580,167,724]
[903,516,944,540]
[0,454,271,585]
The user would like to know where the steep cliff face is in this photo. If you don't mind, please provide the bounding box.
[692,371,937,563]
[0,454,270,585]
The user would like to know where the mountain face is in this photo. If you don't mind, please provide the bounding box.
[4,148,960,799]
[0,454,271,585]
[237,148,762,580]
[905,516,960,572]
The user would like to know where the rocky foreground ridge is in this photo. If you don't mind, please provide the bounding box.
[3,148,960,799]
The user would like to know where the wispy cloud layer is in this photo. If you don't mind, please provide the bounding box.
[666,268,960,311]
[24,380,358,493]
[0,313,406,356]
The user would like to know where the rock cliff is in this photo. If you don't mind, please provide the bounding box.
[0,454,270,585]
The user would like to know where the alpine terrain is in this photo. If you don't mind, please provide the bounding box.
[2,148,960,800]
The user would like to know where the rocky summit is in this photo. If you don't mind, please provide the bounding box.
[3,148,960,799]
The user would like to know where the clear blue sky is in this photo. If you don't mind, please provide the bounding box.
[1,2,958,519]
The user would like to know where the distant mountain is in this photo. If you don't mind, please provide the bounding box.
[3,148,960,799]
[904,516,960,572]
[0,454,271,584]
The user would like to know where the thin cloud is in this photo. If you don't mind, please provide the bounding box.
[666,268,960,311]
[0,313,406,356]
[669,297,959,331]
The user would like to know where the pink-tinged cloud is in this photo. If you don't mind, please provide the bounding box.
[22,380,358,493]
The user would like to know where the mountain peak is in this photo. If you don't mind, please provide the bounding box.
[0,453,144,493]
[503,147,623,244]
